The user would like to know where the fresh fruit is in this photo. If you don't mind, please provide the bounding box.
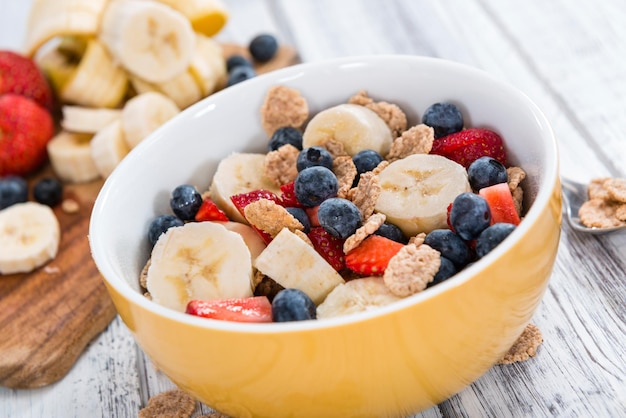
[268,126,303,151]
[430,127,507,168]
[302,103,393,156]
[479,182,521,225]
[130,70,203,110]
[475,223,516,258]
[230,189,283,243]
[170,184,203,221]
[279,181,302,208]
[33,177,63,207]
[449,192,492,241]
[189,33,227,97]
[46,131,100,183]
[186,296,272,323]
[0,50,53,110]
[317,197,362,239]
[352,149,383,186]
[146,222,253,312]
[90,119,130,179]
[429,256,457,287]
[294,166,339,207]
[306,206,321,227]
[148,214,184,246]
[194,197,229,222]
[61,105,122,134]
[374,222,407,244]
[284,207,310,233]
[467,156,508,192]
[254,228,345,304]
[421,102,464,138]
[271,288,317,322]
[0,175,28,209]
[307,226,346,271]
[0,202,60,274]
[219,221,267,264]
[296,146,333,172]
[152,0,229,37]
[423,229,471,269]
[226,54,253,72]
[0,94,54,176]
[121,92,181,149]
[249,34,279,63]
[374,153,471,236]
[226,65,256,87]
[344,235,404,276]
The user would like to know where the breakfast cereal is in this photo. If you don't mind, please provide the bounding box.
[498,323,543,364]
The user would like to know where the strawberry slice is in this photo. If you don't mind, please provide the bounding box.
[186,296,273,323]
[307,227,346,271]
[195,197,229,222]
[305,206,321,227]
[479,182,521,225]
[230,189,282,243]
[430,128,507,168]
[279,181,303,208]
[345,235,404,276]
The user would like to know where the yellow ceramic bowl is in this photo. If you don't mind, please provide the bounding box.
[89,56,561,418]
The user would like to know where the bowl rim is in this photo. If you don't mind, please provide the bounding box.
[89,54,559,333]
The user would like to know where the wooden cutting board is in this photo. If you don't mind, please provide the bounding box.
[0,44,299,389]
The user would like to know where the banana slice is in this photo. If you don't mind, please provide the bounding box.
[130,71,203,110]
[189,34,227,96]
[375,154,471,236]
[302,103,394,156]
[153,0,229,37]
[99,0,196,84]
[146,222,254,312]
[254,228,345,305]
[61,106,122,134]
[209,153,281,224]
[90,119,130,179]
[219,221,267,264]
[47,130,100,183]
[120,92,181,149]
[317,276,403,319]
[0,202,61,275]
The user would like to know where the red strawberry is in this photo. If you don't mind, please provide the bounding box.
[305,205,321,227]
[307,227,346,271]
[479,182,521,225]
[186,296,273,323]
[0,94,54,176]
[279,181,303,208]
[0,50,53,110]
[345,235,404,276]
[446,202,454,231]
[230,189,282,244]
[430,128,507,168]
[195,197,229,222]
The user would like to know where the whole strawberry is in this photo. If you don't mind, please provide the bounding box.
[0,94,54,176]
[0,50,53,110]
[430,128,507,168]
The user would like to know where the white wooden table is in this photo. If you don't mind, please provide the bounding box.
[2,1,626,417]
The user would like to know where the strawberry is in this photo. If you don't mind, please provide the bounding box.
[195,197,229,222]
[186,296,273,323]
[430,128,507,168]
[0,94,54,176]
[479,182,521,225]
[305,205,321,227]
[230,189,282,244]
[279,181,303,208]
[345,234,404,276]
[0,50,53,110]
[307,227,346,271]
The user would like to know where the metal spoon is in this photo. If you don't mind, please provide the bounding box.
[561,177,626,234]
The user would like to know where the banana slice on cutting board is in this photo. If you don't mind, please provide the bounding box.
[47,130,100,183]
[90,119,130,179]
[61,106,122,134]
[152,0,229,37]
[374,153,471,236]
[317,276,403,319]
[302,103,394,156]
[120,92,181,149]
[0,202,61,275]
[146,222,254,312]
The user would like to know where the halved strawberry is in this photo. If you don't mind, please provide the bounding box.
[305,206,321,227]
[430,128,507,168]
[279,181,303,208]
[307,227,345,271]
[186,296,273,323]
[195,197,229,222]
[479,182,521,225]
[345,235,404,276]
[230,189,282,243]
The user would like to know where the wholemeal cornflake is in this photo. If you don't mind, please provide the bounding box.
[587,177,612,200]
[244,200,304,238]
[498,323,543,364]
[253,273,285,300]
[371,160,389,175]
[616,204,626,221]
[408,232,426,246]
[579,198,625,228]
[348,90,408,137]
[294,229,314,246]
[343,213,386,253]
[264,143,299,187]
[347,171,381,219]
[507,166,526,191]
[385,124,435,162]
[383,244,441,297]
[604,178,626,203]
[138,389,197,418]
[320,138,348,158]
[260,85,309,137]
[333,155,358,198]
[140,258,151,289]
[512,186,524,217]
[198,413,231,418]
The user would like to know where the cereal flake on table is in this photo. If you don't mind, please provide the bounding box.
[383,243,441,297]
[498,323,543,364]
[385,124,435,162]
[348,90,408,137]
[138,389,197,418]
[243,199,304,238]
[332,155,357,198]
[344,213,386,253]
[264,143,299,186]
[347,171,381,219]
[260,85,309,136]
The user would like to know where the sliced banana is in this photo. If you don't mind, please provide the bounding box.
[302,103,394,156]
[218,221,267,264]
[47,130,100,183]
[90,119,130,179]
[61,106,122,134]
[0,202,61,275]
[120,92,181,149]
[190,34,227,96]
[99,0,196,84]
[374,154,471,236]
[147,222,253,312]
[209,153,281,224]
[152,0,229,37]
[130,71,203,110]
[254,228,345,305]
[317,276,403,319]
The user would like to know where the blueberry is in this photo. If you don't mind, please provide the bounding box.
[33,177,63,207]
[285,207,311,233]
[317,198,362,239]
[294,166,338,207]
[0,175,28,209]
[226,54,253,72]
[170,184,202,221]
[296,146,334,171]
[374,222,408,244]
[449,192,491,241]
[272,288,316,322]
[352,149,383,186]
[148,214,184,246]
[249,34,278,63]
[424,229,471,268]
[226,65,256,87]
[467,156,508,191]
[422,102,464,138]
[268,127,303,151]
[475,223,516,258]
[428,256,457,287]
